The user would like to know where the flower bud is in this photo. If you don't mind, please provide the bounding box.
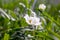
[39,4,46,11]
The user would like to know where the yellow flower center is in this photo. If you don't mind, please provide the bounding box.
[29,20,32,23]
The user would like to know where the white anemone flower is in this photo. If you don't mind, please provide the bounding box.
[39,4,46,11]
[24,14,41,25]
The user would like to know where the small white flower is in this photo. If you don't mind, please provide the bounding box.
[24,14,41,25]
[39,4,46,11]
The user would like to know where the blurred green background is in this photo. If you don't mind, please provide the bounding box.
[0,0,60,40]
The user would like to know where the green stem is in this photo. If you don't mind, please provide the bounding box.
[42,12,60,39]
[42,12,60,26]
[47,29,60,39]
[35,31,54,40]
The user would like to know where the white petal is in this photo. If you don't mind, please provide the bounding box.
[30,17,41,25]
[24,14,29,20]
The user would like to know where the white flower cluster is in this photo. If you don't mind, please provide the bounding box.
[24,11,41,26]
[39,4,46,11]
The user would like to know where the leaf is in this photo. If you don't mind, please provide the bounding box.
[42,11,60,26]
[20,17,28,27]
[8,10,17,19]
[3,33,10,40]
